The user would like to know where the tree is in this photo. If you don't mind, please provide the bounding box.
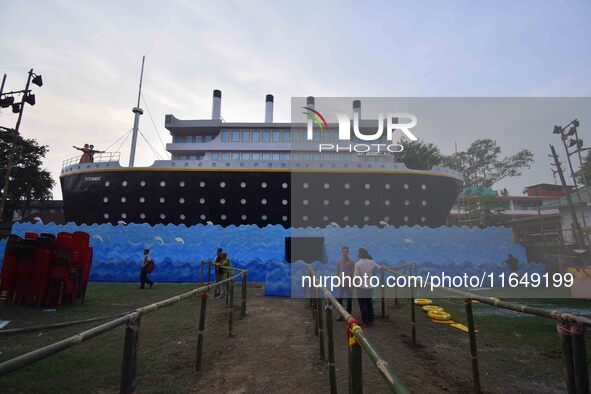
[396,138,443,170]
[576,150,591,186]
[442,139,534,189]
[0,129,54,220]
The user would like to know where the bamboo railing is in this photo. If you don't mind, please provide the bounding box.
[0,270,247,393]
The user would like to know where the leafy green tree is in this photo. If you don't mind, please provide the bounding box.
[442,139,534,188]
[396,138,443,170]
[0,129,54,221]
[576,150,591,186]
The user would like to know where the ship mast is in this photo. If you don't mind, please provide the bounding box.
[128,55,145,167]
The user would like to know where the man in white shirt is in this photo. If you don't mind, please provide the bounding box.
[354,248,380,325]
[336,246,355,320]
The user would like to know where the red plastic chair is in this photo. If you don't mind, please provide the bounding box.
[55,233,73,250]
[0,235,21,302]
[14,239,37,305]
[72,231,90,246]
[24,232,39,240]
[31,237,53,306]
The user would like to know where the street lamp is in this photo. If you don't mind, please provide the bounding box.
[0,68,43,223]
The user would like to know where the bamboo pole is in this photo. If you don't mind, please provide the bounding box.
[120,313,141,394]
[317,287,325,361]
[570,322,589,394]
[558,320,576,394]
[325,301,337,394]
[409,285,416,347]
[464,299,481,394]
[349,336,363,394]
[313,293,319,337]
[228,279,234,337]
[195,293,208,371]
[380,269,386,319]
[200,261,204,287]
[241,271,247,317]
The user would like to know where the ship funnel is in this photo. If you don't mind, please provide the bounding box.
[265,94,274,123]
[212,89,222,120]
[306,96,315,109]
[353,99,361,120]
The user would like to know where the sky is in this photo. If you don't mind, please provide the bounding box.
[1,0,590,199]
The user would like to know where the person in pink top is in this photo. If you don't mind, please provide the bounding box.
[354,248,381,326]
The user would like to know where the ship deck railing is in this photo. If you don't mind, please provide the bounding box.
[61,152,121,169]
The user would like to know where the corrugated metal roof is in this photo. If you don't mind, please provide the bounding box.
[541,186,591,209]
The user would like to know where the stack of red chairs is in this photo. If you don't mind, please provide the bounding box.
[0,231,93,307]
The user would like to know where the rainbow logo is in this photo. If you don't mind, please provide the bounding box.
[302,106,329,130]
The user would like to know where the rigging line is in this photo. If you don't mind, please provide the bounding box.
[138,129,163,160]
[104,129,133,152]
[140,93,168,154]
[115,130,133,153]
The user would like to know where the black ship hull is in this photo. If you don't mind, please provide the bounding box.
[60,168,463,228]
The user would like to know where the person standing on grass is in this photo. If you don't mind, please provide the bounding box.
[213,248,224,298]
[140,249,154,289]
[336,246,355,320]
[354,248,380,326]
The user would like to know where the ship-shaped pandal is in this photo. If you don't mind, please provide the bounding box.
[60,62,463,228]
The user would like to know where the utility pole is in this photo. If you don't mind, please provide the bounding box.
[550,144,585,249]
[0,69,36,223]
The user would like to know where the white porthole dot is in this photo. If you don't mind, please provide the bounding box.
[121,197,126,203]
[344,200,350,206]
[160,213,165,219]
[422,200,427,206]
[240,198,246,205]
[179,181,185,187]
[199,181,206,187]
[261,198,267,205]
[404,200,410,206]
[364,200,370,206]
[404,216,409,222]
[363,216,370,222]
[220,181,226,188]
[104,181,110,187]
[385,200,391,206]
[364,183,370,190]
[421,184,427,190]
[403,184,409,190]
[323,200,329,206]
[200,214,206,220]
[221,214,227,220]
[282,199,288,205]
[383,216,390,222]
[104,213,109,219]
[199,198,205,204]
[261,214,268,221]
[282,182,288,189]
[103,197,109,203]
[121,213,127,219]
[385,183,391,190]
[303,182,309,189]
[159,197,165,203]
[241,214,247,220]
[179,198,185,204]
[343,216,350,222]
[323,216,329,221]
[140,213,146,219]
[240,182,246,188]
[139,197,145,203]
[122,181,127,187]
[323,183,330,189]
[302,215,308,221]
[303,199,309,205]
[160,181,166,187]
[282,215,288,221]
[344,183,350,189]
[178,214,185,221]
[261,182,267,188]
[220,198,226,204]
[421,216,426,222]
[140,181,146,187]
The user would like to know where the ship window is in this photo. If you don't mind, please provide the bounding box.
[363,216,369,222]
[261,198,267,205]
[303,199,309,205]
[231,152,240,160]
[302,152,311,161]
[122,181,128,187]
[272,153,280,161]
[140,197,145,203]
[262,131,271,142]
[323,216,329,221]
[160,181,166,187]
[322,132,331,142]
[140,213,146,219]
[179,198,185,204]
[422,200,427,206]
[421,216,426,222]
[199,198,205,204]
[313,132,320,142]
[199,181,206,187]
[364,183,370,189]
[179,181,185,187]
[140,180,146,187]
[220,181,226,188]
[204,135,213,142]
[344,183,350,189]
[200,214,206,220]
[421,184,427,190]
[121,197,126,203]
[159,197,165,203]
[220,198,226,204]
[160,213,166,219]
[262,152,270,161]
[221,214,227,220]
[231,131,240,142]
[282,131,290,141]
[323,200,329,206]
[261,182,268,188]
[343,153,351,161]
[292,152,300,160]
[333,154,340,161]
[385,183,391,189]
[383,216,390,222]
[343,216,349,221]
[302,215,308,221]
[241,214,247,220]
[104,181,110,187]
[364,200,370,206]
[291,131,301,142]
[240,198,246,204]
[404,200,410,206]
[252,131,261,142]
[240,182,246,188]
[282,199,288,205]
[385,200,391,206]
[104,213,109,219]
[180,214,186,220]
[323,182,330,189]
[194,135,203,143]
[261,214,268,221]
[222,131,230,142]
[211,152,219,160]
[241,131,250,141]
[312,153,321,161]
[403,184,409,190]
[282,182,288,189]
[303,182,309,189]
[121,213,127,219]
[272,131,281,142]
[174,135,182,143]
[241,152,250,160]
[344,200,350,206]
[190,155,197,160]
[322,152,330,161]
[282,215,288,221]
[221,152,229,160]
[103,197,109,203]
[252,152,260,160]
